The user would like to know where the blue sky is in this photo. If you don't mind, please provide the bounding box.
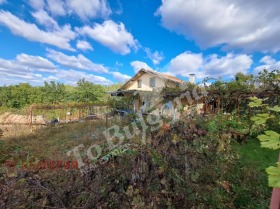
[0,0,280,86]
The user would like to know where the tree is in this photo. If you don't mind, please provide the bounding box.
[42,81,66,104]
[76,79,105,103]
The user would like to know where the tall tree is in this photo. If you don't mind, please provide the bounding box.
[76,79,104,103]
[42,81,66,104]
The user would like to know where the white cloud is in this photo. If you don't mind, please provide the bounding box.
[115,0,123,15]
[16,53,55,70]
[55,69,113,85]
[169,52,203,77]
[144,48,164,65]
[0,54,113,86]
[260,56,275,65]
[168,52,252,79]
[0,10,75,50]
[0,0,6,5]
[203,54,253,78]
[111,72,131,82]
[46,49,108,73]
[77,20,138,55]
[254,56,280,74]
[130,61,152,73]
[28,0,111,20]
[28,0,45,10]
[156,0,280,53]
[76,40,93,51]
[46,0,66,16]
[66,0,111,20]
[0,54,56,73]
[44,75,59,82]
[0,70,43,82]
[31,9,59,30]
[0,55,56,85]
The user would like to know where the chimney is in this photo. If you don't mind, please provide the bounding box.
[189,74,195,84]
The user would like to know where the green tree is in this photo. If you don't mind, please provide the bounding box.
[76,79,105,103]
[42,81,66,104]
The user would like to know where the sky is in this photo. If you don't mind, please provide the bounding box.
[1,0,280,86]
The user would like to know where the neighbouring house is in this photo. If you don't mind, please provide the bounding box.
[109,68,204,118]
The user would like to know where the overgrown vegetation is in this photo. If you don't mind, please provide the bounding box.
[0,112,278,208]
[0,69,279,208]
[0,79,122,109]
[249,97,280,188]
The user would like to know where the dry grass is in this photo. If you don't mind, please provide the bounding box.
[0,120,108,165]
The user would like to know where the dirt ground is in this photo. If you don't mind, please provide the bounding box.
[0,112,46,138]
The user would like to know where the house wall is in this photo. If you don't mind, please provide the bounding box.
[126,73,166,91]
[123,72,205,116]
[181,98,204,114]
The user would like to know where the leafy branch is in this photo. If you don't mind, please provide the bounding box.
[249,97,280,188]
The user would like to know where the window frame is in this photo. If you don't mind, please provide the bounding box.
[150,77,156,87]
[137,79,142,88]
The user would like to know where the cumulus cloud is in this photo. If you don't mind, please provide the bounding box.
[0,10,75,50]
[76,40,93,51]
[46,0,66,16]
[169,52,203,77]
[28,0,111,20]
[28,0,45,10]
[111,71,131,82]
[130,61,152,73]
[203,54,253,78]
[0,54,57,85]
[0,70,43,83]
[77,20,138,55]
[156,0,280,53]
[16,53,55,70]
[0,53,56,73]
[55,69,113,85]
[66,0,111,20]
[260,56,276,65]
[254,56,280,74]
[144,48,164,65]
[31,9,59,29]
[168,51,252,79]
[46,49,108,73]
[0,54,113,86]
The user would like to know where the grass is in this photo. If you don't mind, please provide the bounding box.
[0,119,278,208]
[237,138,278,170]
[0,120,108,166]
[227,139,279,208]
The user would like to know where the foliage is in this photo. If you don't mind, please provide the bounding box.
[42,81,66,104]
[0,113,277,208]
[0,80,123,109]
[257,131,280,150]
[76,79,104,103]
[249,96,280,188]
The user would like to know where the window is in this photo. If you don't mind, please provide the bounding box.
[137,79,142,88]
[150,77,156,87]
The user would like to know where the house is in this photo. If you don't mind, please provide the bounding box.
[110,68,204,118]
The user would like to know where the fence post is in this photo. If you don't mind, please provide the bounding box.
[106,114,108,130]
[29,106,33,132]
